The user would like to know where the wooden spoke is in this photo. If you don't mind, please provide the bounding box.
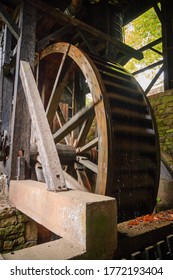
[75,109,95,148]
[46,47,74,125]
[53,103,96,143]
[75,165,93,192]
[56,106,70,145]
[77,157,98,174]
[63,170,88,191]
[76,137,98,154]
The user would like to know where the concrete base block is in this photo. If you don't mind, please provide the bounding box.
[9,180,117,257]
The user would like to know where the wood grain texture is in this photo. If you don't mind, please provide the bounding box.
[20,60,66,191]
[9,2,36,180]
[0,2,19,40]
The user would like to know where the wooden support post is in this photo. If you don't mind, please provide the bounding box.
[1,76,13,134]
[2,25,12,67]
[9,2,36,180]
[161,0,173,90]
[0,40,3,125]
[0,25,13,137]
[0,25,13,135]
[20,60,67,192]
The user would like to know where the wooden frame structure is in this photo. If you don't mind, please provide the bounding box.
[0,0,170,223]
[0,0,144,186]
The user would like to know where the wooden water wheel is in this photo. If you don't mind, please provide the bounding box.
[35,42,160,222]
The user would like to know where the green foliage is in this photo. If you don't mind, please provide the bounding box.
[124,6,162,74]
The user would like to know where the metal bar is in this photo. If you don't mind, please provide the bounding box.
[152,0,163,24]
[150,47,162,56]
[0,2,20,40]
[132,60,163,76]
[139,37,162,53]
[145,65,163,95]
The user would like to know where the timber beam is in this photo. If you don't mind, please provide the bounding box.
[20,60,66,192]
[0,2,19,40]
[9,2,36,181]
[27,0,143,61]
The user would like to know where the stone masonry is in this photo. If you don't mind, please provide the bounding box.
[0,174,38,254]
[149,89,173,171]
[0,198,38,254]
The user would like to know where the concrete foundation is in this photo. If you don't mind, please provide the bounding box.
[8,180,117,259]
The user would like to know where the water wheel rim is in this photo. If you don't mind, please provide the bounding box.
[37,42,113,195]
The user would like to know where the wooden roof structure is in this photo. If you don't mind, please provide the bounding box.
[0,0,173,90]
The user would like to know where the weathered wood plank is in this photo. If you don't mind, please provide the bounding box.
[1,76,13,134]
[0,49,3,128]
[77,158,98,174]
[27,0,143,60]
[36,24,72,51]
[20,60,66,191]
[2,25,12,66]
[0,2,20,40]
[75,104,95,148]
[76,137,98,154]
[9,2,36,180]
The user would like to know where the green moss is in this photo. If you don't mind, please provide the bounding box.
[0,223,25,237]
[166,128,173,133]
[0,216,17,228]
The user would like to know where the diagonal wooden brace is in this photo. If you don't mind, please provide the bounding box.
[20,60,67,192]
[0,2,20,40]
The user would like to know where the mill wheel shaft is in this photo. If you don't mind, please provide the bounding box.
[31,143,96,165]
[36,42,160,222]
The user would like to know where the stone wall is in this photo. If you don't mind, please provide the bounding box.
[149,89,173,171]
[0,174,38,253]
[0,199,38,253]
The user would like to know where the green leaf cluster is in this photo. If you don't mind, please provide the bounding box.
[124,6,162,74]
